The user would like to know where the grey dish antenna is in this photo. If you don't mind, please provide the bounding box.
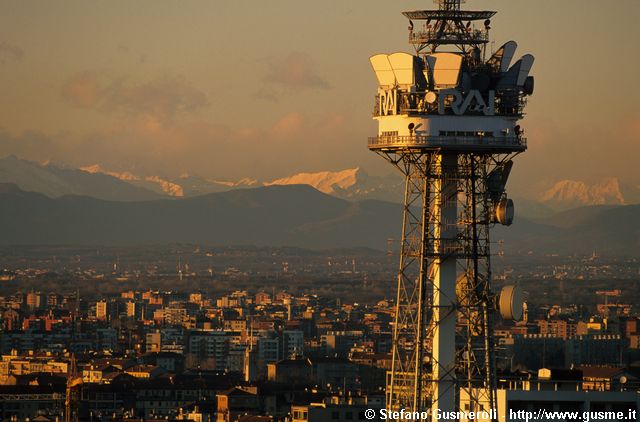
[488,41,518,73]
[496,54,535,89]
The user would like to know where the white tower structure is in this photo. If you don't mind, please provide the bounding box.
[368,1,532,419]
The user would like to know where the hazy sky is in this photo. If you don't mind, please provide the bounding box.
[1,0,639,193]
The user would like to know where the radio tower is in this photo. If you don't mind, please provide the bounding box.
[369,0,533,419]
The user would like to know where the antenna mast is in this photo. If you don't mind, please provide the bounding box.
[406,0,494,54]
[368,0,534,419]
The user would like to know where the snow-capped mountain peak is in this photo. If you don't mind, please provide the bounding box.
[538,177,633,208]
[81,164,184,197]
[81,164,140,182]
[265,168,362,195]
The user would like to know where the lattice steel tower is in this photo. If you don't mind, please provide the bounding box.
[368,0,534,419]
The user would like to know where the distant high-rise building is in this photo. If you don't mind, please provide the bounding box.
[95,300,108,321]
[283,330,304,358]
[2,309,20,331]
[26,291,42,310]
[255,292,271,305]
[146,331,161,353]
[46,292,60,307]
[163,307,187,326]
[189,293,203,304]
[121,290,136,300]
[126,301,136,318]
[187,330,230,371]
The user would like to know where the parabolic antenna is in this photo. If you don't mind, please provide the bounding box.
[516,54,535,86]
[495,54,535,89]
[487,160,513,201]
[523,76,535,95]
[427,52,463,89]
[370,54,396,87]
[488,41,518,73]
[495,198,515,226]
[499,285,524,321]
[388,52,416,88]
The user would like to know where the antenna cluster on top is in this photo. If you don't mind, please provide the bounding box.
[437,0,464,10]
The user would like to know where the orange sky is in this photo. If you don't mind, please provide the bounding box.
[0,0,638,194]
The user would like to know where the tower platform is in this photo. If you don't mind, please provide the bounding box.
[368,134,526,153]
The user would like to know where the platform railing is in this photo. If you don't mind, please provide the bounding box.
[368,135,527,150]
[409,29,489,45]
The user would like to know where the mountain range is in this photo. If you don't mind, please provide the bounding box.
[0,183,400,249]
[0,182,637,255]
[4,155,639,211]
[79,164,405,203]
[0,156,407,202]
[79,164,260,198]
[537,177,640,210]
[0,155,638,254]
[0,155,160,201]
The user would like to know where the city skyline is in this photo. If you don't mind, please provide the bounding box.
[1,2,639,421]
[1,0,639,198]
[0,243,638,420]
